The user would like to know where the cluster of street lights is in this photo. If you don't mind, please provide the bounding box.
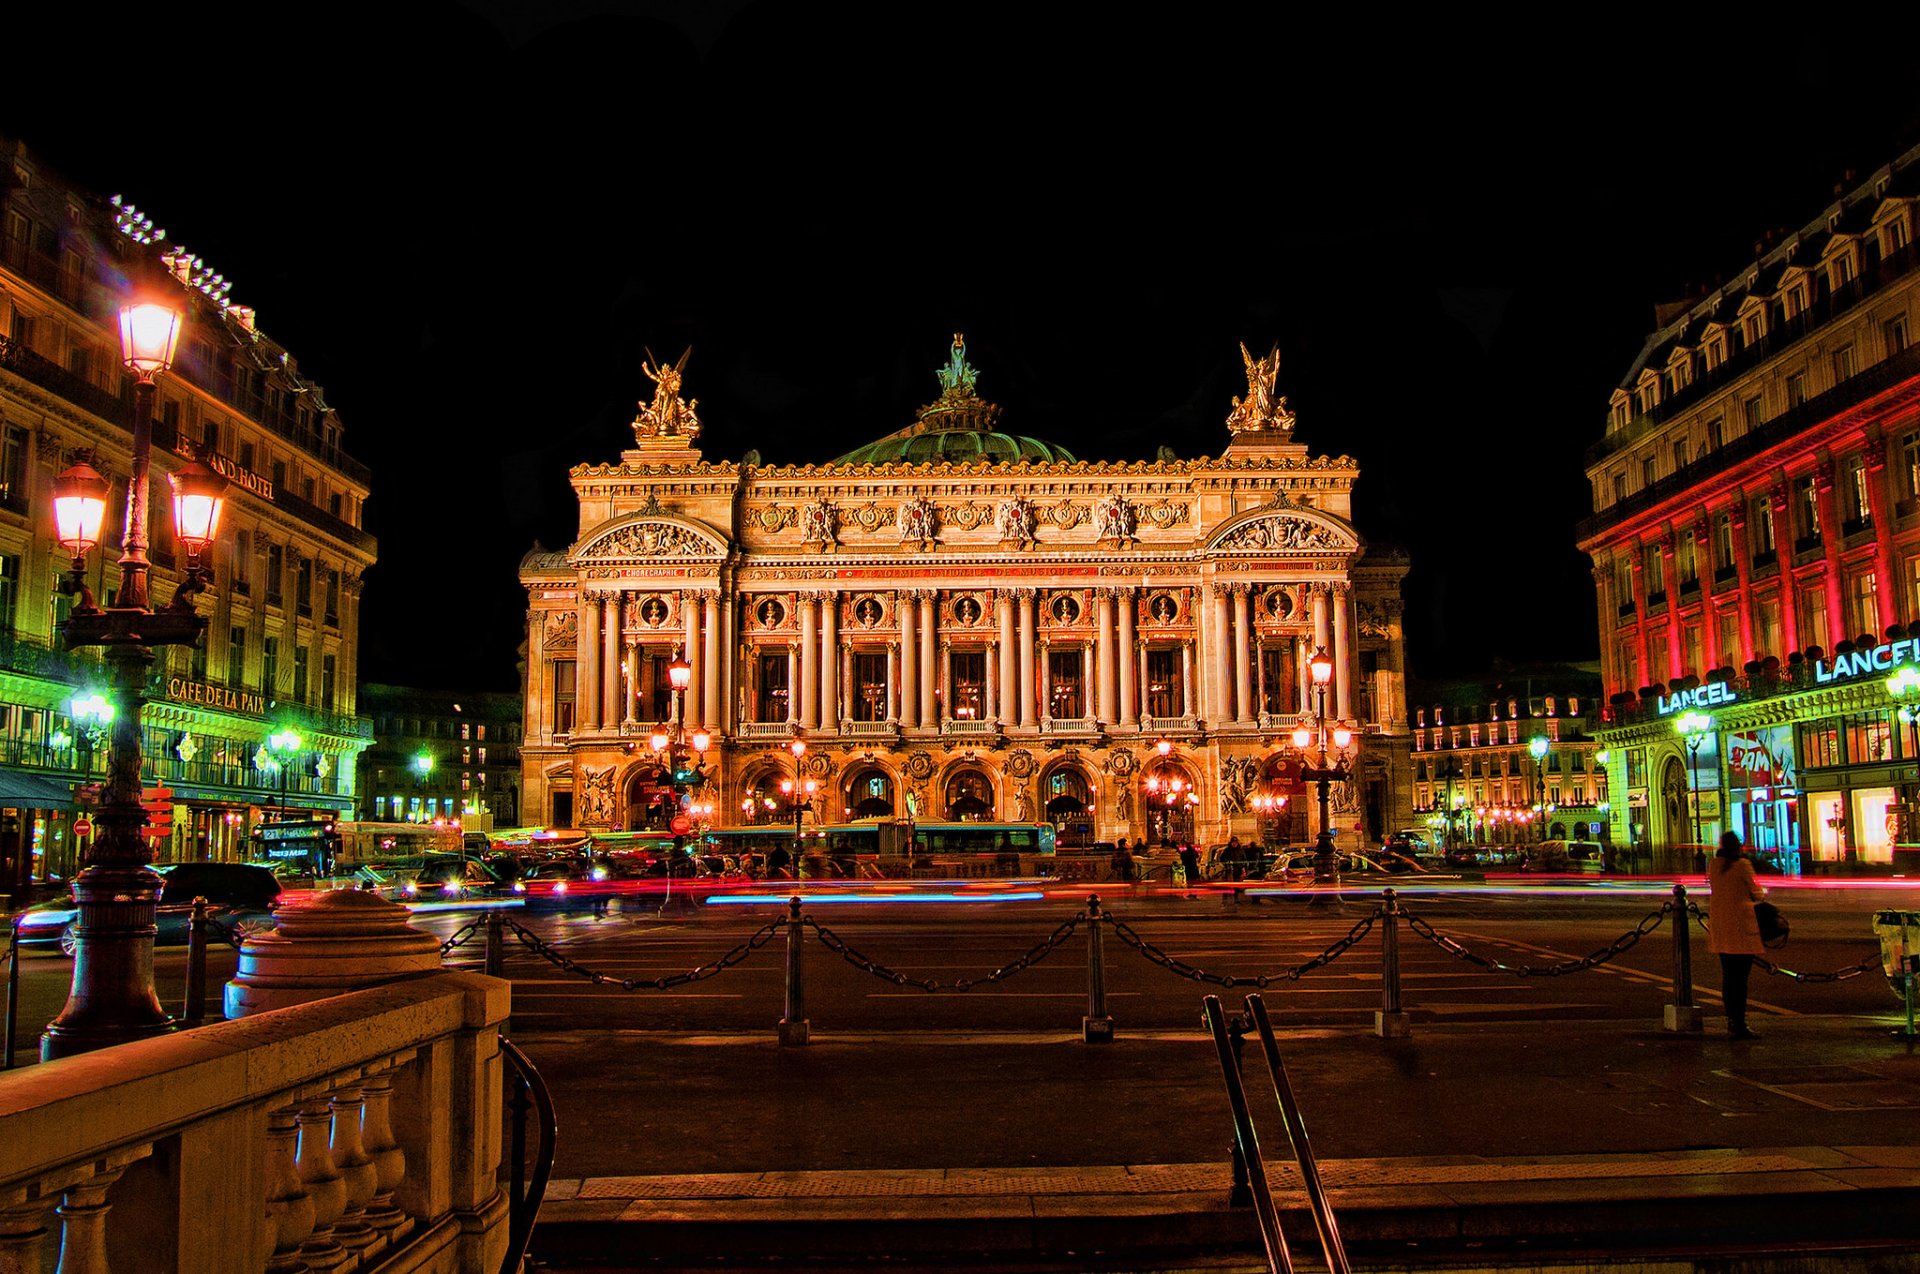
[43,294,230,1060]
[1292,646,1354,885]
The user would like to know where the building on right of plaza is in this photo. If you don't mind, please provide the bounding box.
[1579,143,1920,874]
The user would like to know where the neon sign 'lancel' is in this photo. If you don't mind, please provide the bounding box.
[1656,681,1737,716]
[1814,639,1918,684]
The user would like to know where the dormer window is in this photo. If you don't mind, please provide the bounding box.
[1702,325,1729,371]
[1874,198,1913,258]
[1780,270,1811,320]
[1825,241,1859,291]
[1609,389,1633,429]
[1739,297,1769,347]
[1635,370,1662,414]
[1665,348,1692,394]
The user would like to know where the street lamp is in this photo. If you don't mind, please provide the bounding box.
[647,651,711,879]
[1676,710,1713,850]
[1249,790,1287,848]
[267,728,305,821]
[780,738,818,868]
[1292,646,1355,887]
[42,295,230,1061]
[1527,735,1549,852]
[1889,667,1920,848]
[411,751,435,823]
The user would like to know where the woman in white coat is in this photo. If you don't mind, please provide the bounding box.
[1707,830,1768,1040]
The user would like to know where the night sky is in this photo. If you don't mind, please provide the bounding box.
[8,8,1920,694]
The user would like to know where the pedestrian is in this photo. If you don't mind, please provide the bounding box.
[1178,842,1201,897]
[1109,838,1135,884]
[1707,830,1767,1041]
[766,842,793,879]
[1225,835,1245,882]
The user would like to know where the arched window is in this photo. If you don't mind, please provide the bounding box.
[944,768,994,820]
[844,767,894,819]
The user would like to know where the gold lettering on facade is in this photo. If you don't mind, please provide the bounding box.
[166,677,266,716]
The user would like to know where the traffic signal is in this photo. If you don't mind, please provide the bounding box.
[668,743,699,787]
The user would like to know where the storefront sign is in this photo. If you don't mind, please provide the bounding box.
[1627,788,1649,809]
[1656,681,1738,715]
[165,678,266,716]
[1815,639,1920,684]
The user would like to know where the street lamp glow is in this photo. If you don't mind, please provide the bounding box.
[413,752,435,777]
[1674,710,1713,739]
[167,456,229,558]
[668,650,692,692]
[70,693,115,727]
[52,462,110,559]
[117,301,182,375]
[1309,646,1334,686]
[1291,724,1312,749]
[269,729,303,758]
[1528,735,1549,760]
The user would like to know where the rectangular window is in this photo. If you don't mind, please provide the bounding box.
[1799,722,1841,769]
[0,554,18,632]
[1678,530,1698,586]
[265,542,283,604]
[1717,609,1741,667]
[1787,371,1808,408]
[1906,430,1920,500]
[1887,315,1910,357]
[295,557,312,612]
[0,425,27,512]
[1145,648,1181,718]
[1797,476,1821,540]
[1047,650,1084,719]
[1849,572,1879,638]
[1755,598,1781,658]
[1713,513,1734,574]
[1753,499,1776,556]
[1611,472,1626,502]
[1260,646,1295,715]
[950,650,986,720]
[1743,395,1763,428]
[1833,344,1857,383]
[1849,457,1872,525]
[552,660,576,734]
[1673,439,1689,472]
[1799,585,1829,652]
[322,653,336,710]
[1641,456,1658,488]
[1845,712,1894,764]
[292,646,308,703]
[262,636,279,694]
[227,625,246,686]
[1645,542,1665,599]
[324,570,339,622]
[1706,417,1723,450]
[851,651,888,721]
[755,652,789,723]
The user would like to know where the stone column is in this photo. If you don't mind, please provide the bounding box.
[1659,532,1684,679]
[1696,519,1720,673]
[702,594,722,730]
[623,638,639,726]
[1772,484,1800,655]
[1018,590,1037,727]
[899,591,919,728]
[1312,585,1331,656]
[940,640,953,721]
[919,592,937,725]
[1209,584,1230,727]
[684,592,701,725]
[1095,590,1117,723]
[1232,584,1254,725]
[996,591,1017,724]
[1630,550,1651,686]
[1038,638,1052,723]
[887,641,900,722]
[601,590,622,729]
[799,594,819,730]
[986,640,999,722]
[1866,438,1899,634]
[786,644,799,726]
[1298,636,1311,713]
[1180,640,1193,718]
[841,642,853,723]
[820,591,839,733]
[578,593,600,732]
[1118,590,1137,727]
[1333,582,1353,720]
[1817,460,1848,644]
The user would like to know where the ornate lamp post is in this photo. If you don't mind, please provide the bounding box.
[1528,735,1549,851]
[647,651,710,871]
[1292,646,1355,887]
[268,728,304,820]
[42,296,229,1060]
[780,738,817,867]
[1676,710,1713,850]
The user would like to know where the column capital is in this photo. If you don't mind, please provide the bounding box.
[1329,579,1351,596]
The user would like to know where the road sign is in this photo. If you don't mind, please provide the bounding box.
[142,787,175,836]
[670,814,693,835]
[73,817,91,835]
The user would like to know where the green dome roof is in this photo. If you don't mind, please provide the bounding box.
[829,335,1075,467]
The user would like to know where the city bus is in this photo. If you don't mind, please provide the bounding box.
[334,821,464,864]
[250,819,343,876]
[703,819,1055,877]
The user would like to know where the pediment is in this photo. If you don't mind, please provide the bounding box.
[572,514,729,563]
[1206,507,1360,555]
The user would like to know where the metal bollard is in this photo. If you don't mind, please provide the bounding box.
[4,917,18,1070]
[1664,882,1703,1032]
[1374,888,1411,1038]
[1084,895,1113,1043]
[485,909,506,977]
[779,896,810,1045]
[184,896,209,1023]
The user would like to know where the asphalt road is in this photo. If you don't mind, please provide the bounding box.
[4,879,1907,1066]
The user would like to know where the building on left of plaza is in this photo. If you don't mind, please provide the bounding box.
[0,137,376,897]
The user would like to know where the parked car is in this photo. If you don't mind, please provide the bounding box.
[17,862,282,954]
[1524,840,1606,873]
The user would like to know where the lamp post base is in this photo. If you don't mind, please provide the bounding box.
[41,862,174,1060]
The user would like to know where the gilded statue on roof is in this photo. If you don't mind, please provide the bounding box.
[1226,341,1296,436]
[632,347,702,443]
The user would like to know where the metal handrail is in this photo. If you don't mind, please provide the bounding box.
[1245,995,1350,1274]
[1202,995,1291,1274]
[499,1034,558,1274]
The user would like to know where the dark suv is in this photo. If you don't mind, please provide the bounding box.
[19,862,283,955]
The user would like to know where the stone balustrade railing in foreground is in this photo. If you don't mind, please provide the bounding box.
[0,969,509,1273]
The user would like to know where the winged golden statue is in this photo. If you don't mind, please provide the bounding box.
[632,347,702,442]
[1225,341,1296,436]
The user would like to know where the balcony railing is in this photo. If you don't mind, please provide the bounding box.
[0,970,510,1273]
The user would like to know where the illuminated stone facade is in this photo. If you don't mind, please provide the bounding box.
[519,339,1410,850]
[0,137,374,889]
[1580,143,1920,871]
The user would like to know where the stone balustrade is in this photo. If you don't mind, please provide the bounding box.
[0,970,509,1273]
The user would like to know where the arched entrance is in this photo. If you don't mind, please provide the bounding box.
[843,766,896,820]
[1041,762,1095,847]
[1259,756,1310,846]
[1141,758,1198,847]
[944,768,995,821]
[623,764,673,831]
[1660,754,1691,859]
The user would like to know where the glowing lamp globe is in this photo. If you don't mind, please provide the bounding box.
[118,301,182,374]
[1331,725,1353,749]
[1155,738,1173,756]
[790,740,806,759]
[668,652,692,692]
[690,728,711,753]
[1292,725,1312,750]
[168,457,229,557]
[1309,647,1334,686]
[52,462,110,558]
[1529,736,1549,760]
[649,730,670,753]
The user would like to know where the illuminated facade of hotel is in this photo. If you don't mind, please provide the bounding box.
[519,339,1411,851]
[1580,144,1920,872]
[0,138,374,893]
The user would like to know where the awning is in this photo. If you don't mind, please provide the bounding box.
[0,768,77,810]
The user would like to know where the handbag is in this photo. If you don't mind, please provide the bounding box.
[1754,900,1789,949]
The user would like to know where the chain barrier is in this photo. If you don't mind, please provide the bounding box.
[1401,902,1672,976]
[804,911,1084,991]
[440,922,482,958]
[1106,907,1380,988]
[204,917,247,951]
[503,916,781,991]
[1687,900,1882,982]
